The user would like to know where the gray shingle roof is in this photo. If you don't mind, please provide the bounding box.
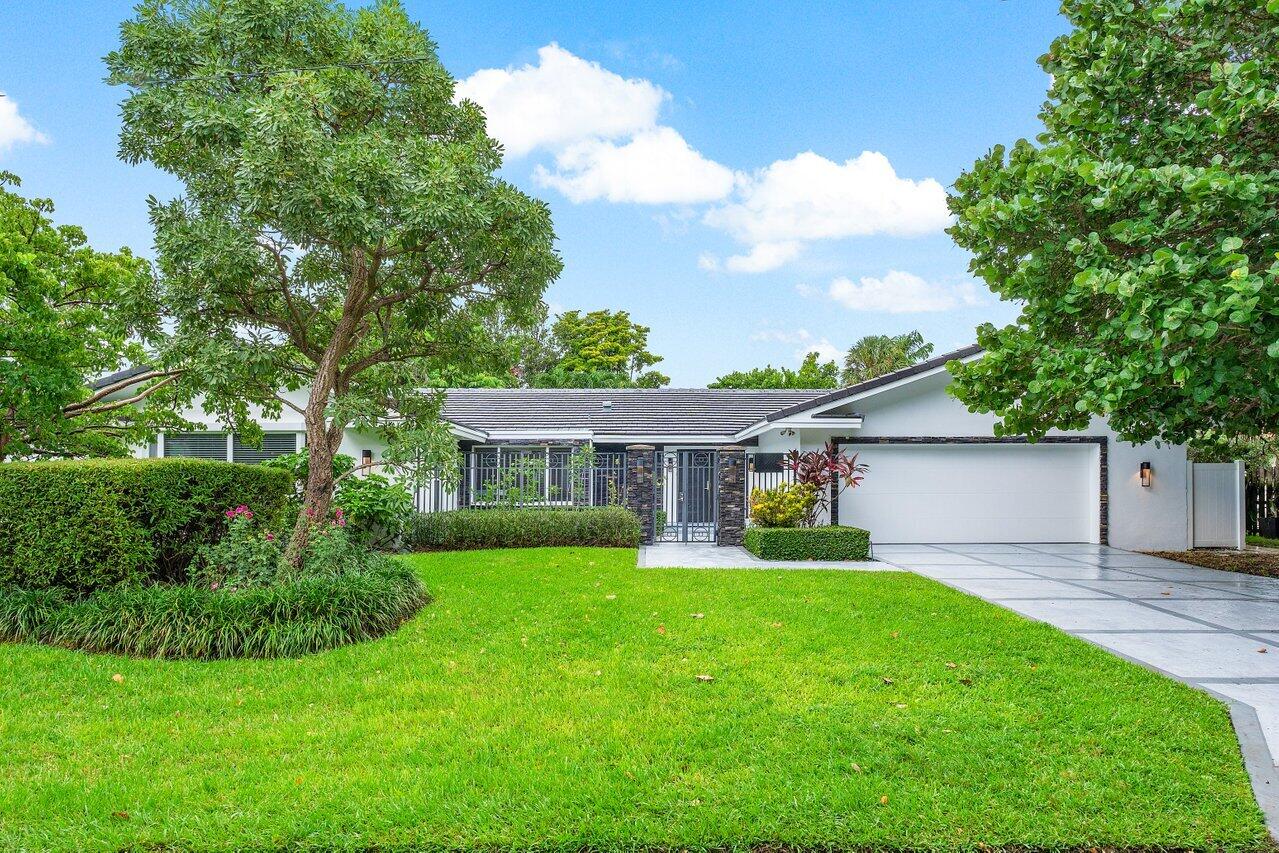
[440,388,830,437]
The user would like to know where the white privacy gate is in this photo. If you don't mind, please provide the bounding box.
[1192,462,1246,549]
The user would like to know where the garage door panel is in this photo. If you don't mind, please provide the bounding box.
[837,444,1094,544]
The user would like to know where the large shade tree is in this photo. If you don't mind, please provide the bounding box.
[107,0,561,560]
[0,172,182,461]
[948,0,1279,443]
[534,309,669,388]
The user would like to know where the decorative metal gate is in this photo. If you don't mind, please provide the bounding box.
[654,449,718,542]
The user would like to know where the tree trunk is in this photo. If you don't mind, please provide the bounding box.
[283,250,371,566]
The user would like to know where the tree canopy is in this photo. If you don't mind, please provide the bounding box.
[841,332,933,385]
[531,309,669,388]
[709,352,839,389]
[948,0,1279,444]
[0,172,182,461]
[107,0,561,558]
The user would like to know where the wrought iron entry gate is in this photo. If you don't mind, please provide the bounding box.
[654,449,718,542]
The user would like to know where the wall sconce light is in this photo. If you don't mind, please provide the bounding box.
[1139,461,1152,488]
[781,428,796,437]
[361,449,373,467]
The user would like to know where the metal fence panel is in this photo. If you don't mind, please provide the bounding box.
[413,449,625,513]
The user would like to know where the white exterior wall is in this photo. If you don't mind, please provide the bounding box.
[153,390,393,471]
[752,371,1191,551]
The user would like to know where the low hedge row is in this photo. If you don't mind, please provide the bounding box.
[0,459,292,591]
[406,506,642,551]
[743,525,872,561]
[0,558,429,659]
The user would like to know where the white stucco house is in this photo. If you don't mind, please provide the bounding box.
[104,345,1241,551]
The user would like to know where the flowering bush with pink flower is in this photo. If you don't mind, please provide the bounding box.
[194,505,287,590]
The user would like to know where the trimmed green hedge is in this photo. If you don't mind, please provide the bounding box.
[0,459,292,591]
[743,525,872,561]
[406,506,641,551]
[0,557,428,659]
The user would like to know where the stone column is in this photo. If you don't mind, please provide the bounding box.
[716,445,747,546]
[625,444,656,544]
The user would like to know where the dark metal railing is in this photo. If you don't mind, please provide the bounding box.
[413,449,626,513]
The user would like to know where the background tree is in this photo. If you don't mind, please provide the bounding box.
[948,0,1279,444]
[533,309,669,388]
[108,0,560,560]
[0,172,183,461]
[841,331,933,385]
[709,351,839,389]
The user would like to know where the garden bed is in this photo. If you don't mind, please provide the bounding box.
[0,547,1266,851]
[0,557,428,659]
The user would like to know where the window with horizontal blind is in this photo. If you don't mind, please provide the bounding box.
[164,432,229,460]
[232,432,298,464]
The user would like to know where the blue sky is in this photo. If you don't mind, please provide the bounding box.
[0,1,1065,385]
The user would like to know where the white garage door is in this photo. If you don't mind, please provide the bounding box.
[837,443,1096,543]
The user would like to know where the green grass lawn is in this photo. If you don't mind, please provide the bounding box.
[0,548,1268,852]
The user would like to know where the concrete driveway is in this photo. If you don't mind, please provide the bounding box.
[876,543,1279,832]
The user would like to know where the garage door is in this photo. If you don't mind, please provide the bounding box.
[837,443,1096,543]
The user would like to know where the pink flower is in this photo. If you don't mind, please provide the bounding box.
[210,581,220,590]
[265,533,275,542]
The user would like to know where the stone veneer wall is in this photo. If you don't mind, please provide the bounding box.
[716,445,747,546]
[625,444,655,544]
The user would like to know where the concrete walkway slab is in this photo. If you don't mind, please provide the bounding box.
[941,576,1112,599]
[637,543,896,571]
[1074,579,1259,599]
[874,542,1279,835]
[1152,599,1279,632]
[998,597,1210,631]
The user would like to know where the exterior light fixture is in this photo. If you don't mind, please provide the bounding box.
[361,449,373,467]
[1139,461,1152,487]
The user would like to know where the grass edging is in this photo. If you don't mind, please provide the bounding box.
[0,558,429,659]
[743,525,872,560]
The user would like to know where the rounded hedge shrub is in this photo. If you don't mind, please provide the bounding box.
[406,506,641,551]
[0,458,292,591]
[742,525,872,561]
[0,557,429,659]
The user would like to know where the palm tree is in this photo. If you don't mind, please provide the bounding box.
[841,331,934,385]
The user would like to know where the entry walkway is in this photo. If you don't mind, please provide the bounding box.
[876,543,1279,834]
[638,542,894,570]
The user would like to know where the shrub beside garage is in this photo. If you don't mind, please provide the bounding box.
[743,526,872,561]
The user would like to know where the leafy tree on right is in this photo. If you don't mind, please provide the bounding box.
[947,0,1279,445]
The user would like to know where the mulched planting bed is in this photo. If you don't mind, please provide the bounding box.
[1145,549,1279,579]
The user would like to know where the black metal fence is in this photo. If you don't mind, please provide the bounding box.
[1247,482,1277,536]
[413,449,626,513]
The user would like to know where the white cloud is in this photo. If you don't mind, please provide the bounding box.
[723,240,801,273]
[457,43,667,158]
[819,270,984,313]
[748,327,841,364]
[0,96,48,155]
[697,253,721,272]
[701,151,950,273]
[799,338,842,364]
[533,127,734,204]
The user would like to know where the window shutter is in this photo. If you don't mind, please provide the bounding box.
[232,432,298,464]
[164,432,229,460]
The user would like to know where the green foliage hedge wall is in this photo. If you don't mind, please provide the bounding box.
[0,459,292,591]
[406,507,641,551]
[743,526,871,561]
